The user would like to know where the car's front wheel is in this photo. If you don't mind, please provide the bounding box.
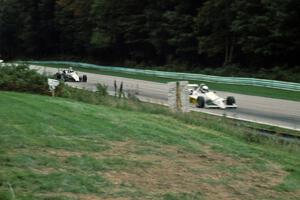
[55,73,62,80]
[197,96,205,108]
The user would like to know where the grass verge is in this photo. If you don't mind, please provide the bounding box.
[24,62,300,102]
[0,91,299,200]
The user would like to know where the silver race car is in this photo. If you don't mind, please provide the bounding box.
[188,84,237,109]
[54,67,87,82]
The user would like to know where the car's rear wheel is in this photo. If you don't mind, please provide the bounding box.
[226,96,236,105]
[82,75,87,82]
[197,96,205,108]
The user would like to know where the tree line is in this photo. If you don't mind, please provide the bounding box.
[0,0,299,75]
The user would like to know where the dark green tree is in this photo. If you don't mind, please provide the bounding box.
[0,0,23,59]
[231,0,300,67]
[55,0,93,56]
[194,0,236,66]
[0,0,299,75]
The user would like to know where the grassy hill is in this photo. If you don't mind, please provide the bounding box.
[0,91,299,200]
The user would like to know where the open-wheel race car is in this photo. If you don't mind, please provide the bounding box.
[188,84,237,109]
[54,67,87,82]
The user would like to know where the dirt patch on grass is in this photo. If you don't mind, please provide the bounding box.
[101,141,290,199]
[37,141,135,161]
[20,141,292,199]
[31,167,58,175]
[38,192,130,200]
[46,149,83,158]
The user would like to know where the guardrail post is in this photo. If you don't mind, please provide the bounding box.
[168,81,190,112]
[168,82,177,111]
[179,81,190,113]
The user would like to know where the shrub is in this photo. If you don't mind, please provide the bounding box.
[0,64,49,94]
[96,83,108,96]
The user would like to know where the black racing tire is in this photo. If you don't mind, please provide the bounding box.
[55,73,61,80]
[226,96,236,105]
[197,96,205,108]
[82,75,87,82]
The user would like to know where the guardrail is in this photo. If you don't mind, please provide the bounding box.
[26,61,300,91]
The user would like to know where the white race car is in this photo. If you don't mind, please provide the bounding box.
[54,68,87,82]
[188,84,237,109]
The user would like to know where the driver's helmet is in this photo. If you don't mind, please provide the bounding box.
[201,84,209,92]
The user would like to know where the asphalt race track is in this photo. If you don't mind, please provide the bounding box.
[190,92,300,130]
[32,65,300,131]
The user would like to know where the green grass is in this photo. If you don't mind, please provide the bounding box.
[0,91,300,200]
[26,62,300,102]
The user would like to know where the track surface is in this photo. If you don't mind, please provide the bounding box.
[32,65,300,130]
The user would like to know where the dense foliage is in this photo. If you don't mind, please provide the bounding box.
[0,0,299,74]
[0,64,48,93]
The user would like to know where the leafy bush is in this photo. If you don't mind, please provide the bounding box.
[261,66,300,83]
[55,83,103,104]
[96,83,108,96]
[54,83,170,115]
[0,64,49,94]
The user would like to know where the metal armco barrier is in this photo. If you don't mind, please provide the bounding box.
[27,61,300,91]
